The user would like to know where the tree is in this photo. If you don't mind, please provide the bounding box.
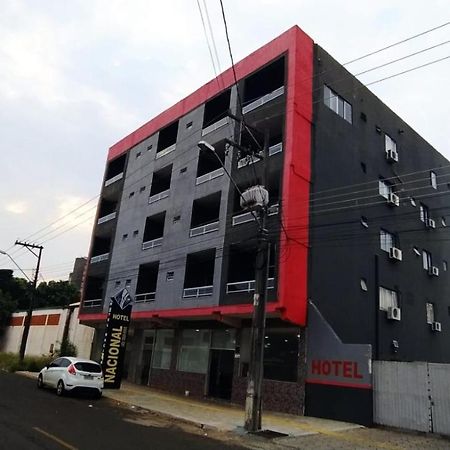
[35,281,79,308]
[0,289,18,331]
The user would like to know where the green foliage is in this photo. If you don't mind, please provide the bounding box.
[0,289,18,329]
[57,338,78,357]
[35,280,79,308]
[0,352,52,373]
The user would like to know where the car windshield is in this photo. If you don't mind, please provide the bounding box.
[74,362,102,373]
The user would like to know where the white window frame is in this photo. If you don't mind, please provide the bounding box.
[379,179,393,199]
[430,171,437,189]
[379,287,399,311]
[426,302,435,324]
[324,85,352,124]
[385,134,397,153]
[422,250,432,270]
[420,203,430,222]
[380,229,394,252]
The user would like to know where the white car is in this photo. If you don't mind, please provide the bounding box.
[37,356,104,397]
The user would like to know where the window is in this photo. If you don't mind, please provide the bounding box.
[379,179,393,199]
[152,330,174,370]
[426,302,435,324]
[420,203,430,222]
[360,278,368,291]
[443,260,448,271]
[385,134,397,153]
[324,85,352,124]
[177,329,210,374]
[125,279,131,287]
[139,186,146,193]
[166,271,174,281]
[442,217,447,227]
[413,247,421,256]
[410,197,416,207]
[430,171,437,189]
[380,229,395,252]
[133,230,139,237]
[360,216,369,228]
[147,144,153,151]
[115,281,121,288]
[422,250,432,270]
[136,151,141,159]
[122,233,128,240]
[186,121,193,129]
[379,287,398,311]
[129,191,135,198]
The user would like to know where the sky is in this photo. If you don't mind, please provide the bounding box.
[0,0,449,282]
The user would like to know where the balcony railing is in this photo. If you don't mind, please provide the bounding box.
[83,299,102,308]
[90,253,109,263]
[135,292,156,303]
[155,143,176,159]
[232,211,256,226]
[242,86,285,114]
[267,203,279,216]
[97,212,117,225]
[226,277,275,294]
[183,285,213,298]
[189,221,219,237]
[104,172,124,187]
[195,167,224,185]
[237,142,283,169]
[142,237,163,250]
[201,117,229,136]
[148,189,170,204]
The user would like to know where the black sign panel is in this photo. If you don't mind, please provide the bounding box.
[101,288,133,389]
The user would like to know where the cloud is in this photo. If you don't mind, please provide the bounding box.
[4,201,28,214]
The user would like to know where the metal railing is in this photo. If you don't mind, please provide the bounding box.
[148,189,170,204]
[189,221,219,237]
[267,203,279,216]
[268,142,283,156]
[183,285,213,298]
[226,277,275,294]
[237,142,283,169]
[242,86,285,114]
[135,292,156,303]
[83,299,102,308]
[232,211,256,226]
[155,143,176,159]
[90,253,109,263]
[104,172,124,187]
[142,237,163,250]
[201,117,229,136]
[195,167,224,185]
[97,212,117,225]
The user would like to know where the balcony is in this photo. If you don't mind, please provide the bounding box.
[232,211,256,226]
[237,143,283,169]
[242,86,285,114]
[226,278,275,294]
[201,117,229,136]
[155,143,176,159]
[183,285,213,298]
[267,203,279,216]
[190,221,219,237]
[142,237,163,250]
[83,299,102,308]
[97,211,117,225]
[135,292,156,303]
[90,253,109,264]
[196,167,224,186]
[104,172,123,187]
[148,189,170,204]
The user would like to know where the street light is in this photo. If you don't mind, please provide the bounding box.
[0,250,31,281]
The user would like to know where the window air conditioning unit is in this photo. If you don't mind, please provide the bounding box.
[425,218,436,229]
[429,266,439,277]
[387,306,401,321]
[386,149,399,163]
[387,192,400,207]
[431,321,442,332]
[389,247,402,261]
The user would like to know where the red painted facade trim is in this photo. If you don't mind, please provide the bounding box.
[306,378,373,390]
[79,302,281,323]
[108,26,309,161]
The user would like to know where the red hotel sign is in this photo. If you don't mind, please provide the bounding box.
[311,360,363,379]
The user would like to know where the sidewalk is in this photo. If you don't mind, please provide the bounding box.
[102,381,361,438]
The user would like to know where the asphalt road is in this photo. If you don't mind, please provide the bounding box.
[0,372,245,450]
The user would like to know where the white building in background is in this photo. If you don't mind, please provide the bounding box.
[1,303,95,358]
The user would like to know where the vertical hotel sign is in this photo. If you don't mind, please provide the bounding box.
[101,288,133,389]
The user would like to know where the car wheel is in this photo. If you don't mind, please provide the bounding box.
[37,375,43,389]
[56,380,65,396]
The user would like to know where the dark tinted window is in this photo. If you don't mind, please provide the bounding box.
[75,362,102,373]
[49,358,62,368]
[60,358,71,368]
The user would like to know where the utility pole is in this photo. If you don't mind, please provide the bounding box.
[199,115,271,432]
[15,240,43,360]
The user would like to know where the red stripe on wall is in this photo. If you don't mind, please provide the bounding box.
[30,315,47,326]
[9,316,24,326]
[46,314,60,326]
[306,378,372,390]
